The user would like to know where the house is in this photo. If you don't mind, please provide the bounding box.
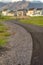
[26,8,35,16]
[2,9,16,16]
[35,8,42,16]
[26,8,43,16]
[1,2,43,17]
[2,9,8,16]
[7,10,15,16]
[17,9,27,16]
[26,2,43,16]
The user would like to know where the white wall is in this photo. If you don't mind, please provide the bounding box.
[26,10,34,16]
[26,9,43,16]
[2,11,7,16]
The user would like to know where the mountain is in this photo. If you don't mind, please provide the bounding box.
[31,1,41,3]
[27,2,43,9]
[8,1,29,10]
[0,2,13,11]
[0,2,8,11]
[0,1,43,11]
[0,2,7,8]
[0,1,29,11]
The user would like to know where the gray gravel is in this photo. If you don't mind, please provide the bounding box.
[0,22,33,65]
[8,20,43,65]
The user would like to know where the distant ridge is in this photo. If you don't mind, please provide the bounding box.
[0,1,43,11]
[0,1,29,11]
[31,1,41,3]
[0,2,6,8]
[0,2,9,11]
[0,2,12,11]
[28,2,43,9]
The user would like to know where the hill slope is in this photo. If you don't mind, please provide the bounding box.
[0,2,7,10]
[0,1,43,11]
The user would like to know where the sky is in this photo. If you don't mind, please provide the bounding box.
[0,0,43,2]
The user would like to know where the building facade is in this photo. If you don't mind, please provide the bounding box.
[26,8,35,16]
[35,8,42,16]
[26,8,43,16]
[17,9,27,16]
[2,9,15,16]
[2,9,8,16]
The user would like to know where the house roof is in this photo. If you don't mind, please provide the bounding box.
[17,9,27,11]
[36,8,42,10]
[29,8,34,10]
[8,10,15,13]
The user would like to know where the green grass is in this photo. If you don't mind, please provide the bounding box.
[0,38,7,46]
[0,26,9,32]
[0,23,11,47]
[0,16,15,46]
[19,16,43,26]
[0,16,16,21]
[0,32,11,37]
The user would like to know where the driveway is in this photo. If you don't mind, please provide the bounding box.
[8,20,43,65]
[0,20,43,65]
[0,21,32,65]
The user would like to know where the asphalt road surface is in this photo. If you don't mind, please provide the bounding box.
[8,20,43,65]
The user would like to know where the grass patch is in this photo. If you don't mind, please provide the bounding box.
[0,26,9,33]
[0,38,7,46]
[0,23,10,47]
[0,23,4,26]
[0,32,11,37]
[19,16,43,26]
[0,16,16,21]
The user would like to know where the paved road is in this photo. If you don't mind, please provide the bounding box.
[7,20,43,65]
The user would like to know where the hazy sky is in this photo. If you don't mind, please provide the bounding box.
[0,0,43,2]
